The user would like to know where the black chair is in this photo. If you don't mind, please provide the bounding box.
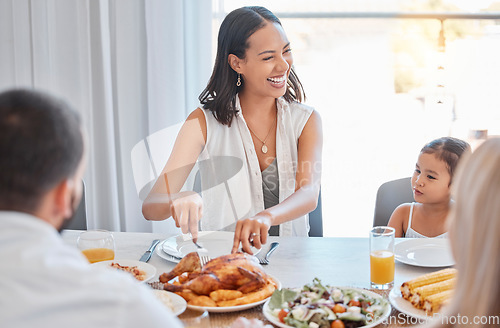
[308,188,323,237]
[66,180,87,230]
[373,177,413,227]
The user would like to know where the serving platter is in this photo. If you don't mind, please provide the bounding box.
[263,286,391,328]
[186,275,280,313]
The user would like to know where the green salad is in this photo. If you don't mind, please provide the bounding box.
[267,278,389,328]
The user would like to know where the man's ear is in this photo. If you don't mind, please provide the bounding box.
[53,179,73,219]
[228,54,243,73]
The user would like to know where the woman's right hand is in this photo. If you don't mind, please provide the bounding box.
[170,191,203,240]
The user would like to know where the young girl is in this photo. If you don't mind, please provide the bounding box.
[388,137,469,238]
[142,7,322,253]
[426,138,500,328]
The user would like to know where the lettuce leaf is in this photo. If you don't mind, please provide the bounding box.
[268,288,299,310]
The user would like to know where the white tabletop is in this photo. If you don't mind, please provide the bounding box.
[61,230,446,289]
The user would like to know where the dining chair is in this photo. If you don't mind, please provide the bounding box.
[66,179,87,230]
[373,177,414,227]
[308,188,323,237]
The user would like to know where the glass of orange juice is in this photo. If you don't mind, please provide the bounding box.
[369,226,395,290]
[77,230,115,263]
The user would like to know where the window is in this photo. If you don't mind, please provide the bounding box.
[212,0,500,236]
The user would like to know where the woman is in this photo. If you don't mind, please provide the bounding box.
[428,138,500,327]
[143,6,322,253]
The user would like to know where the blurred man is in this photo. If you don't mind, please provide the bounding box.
[0,89,182,328]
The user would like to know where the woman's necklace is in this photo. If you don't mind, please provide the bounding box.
[247,114,277,154]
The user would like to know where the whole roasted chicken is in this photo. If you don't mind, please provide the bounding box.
[159,252,268,295]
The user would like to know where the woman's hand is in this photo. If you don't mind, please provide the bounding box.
[231,212,272,254]
[170,191,203,241]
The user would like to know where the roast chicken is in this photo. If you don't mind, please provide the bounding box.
[159,252,268,295]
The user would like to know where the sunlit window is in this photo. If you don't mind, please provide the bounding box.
[212,0,500,237]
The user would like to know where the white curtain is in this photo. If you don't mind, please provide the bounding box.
[0,0,212,232]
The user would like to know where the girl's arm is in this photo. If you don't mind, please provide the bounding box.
[387,204,410,237]
[232,110,323,253]
[142,108,207,238]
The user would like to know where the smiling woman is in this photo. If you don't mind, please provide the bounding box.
[142,6,322,253]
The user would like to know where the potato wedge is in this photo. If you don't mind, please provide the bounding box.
[188,295,217,307]
[209,289,243,302]
[175,289,199,302]
[216,282,276,307]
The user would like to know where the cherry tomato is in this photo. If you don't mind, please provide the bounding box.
[278,309,289,323]
[331,319,345,328]
[332,304,346,313]
[348,300,361,307]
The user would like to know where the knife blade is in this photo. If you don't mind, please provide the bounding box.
[139,239,160,262]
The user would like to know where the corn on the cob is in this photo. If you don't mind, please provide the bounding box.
[423,289,453,314]
[410,278,456,308]
[400,268,457,299]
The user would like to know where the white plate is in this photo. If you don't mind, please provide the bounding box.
[388,287,431,321]
[263,286,391,328]
[152,290,187,316]
[395,239,455,267]
[92,259,156,283]
[158,231,261,263]
[156,240,182,263]
[186,275,281,313]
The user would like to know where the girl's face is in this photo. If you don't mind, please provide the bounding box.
[411,152,452,204]
[236,22,293,100]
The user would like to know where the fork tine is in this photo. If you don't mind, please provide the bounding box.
[199,254,211,267]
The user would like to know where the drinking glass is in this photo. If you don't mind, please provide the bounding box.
[369,226,395,289]
[77,230,115,263]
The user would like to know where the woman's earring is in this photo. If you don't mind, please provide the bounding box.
[236,73,241,87]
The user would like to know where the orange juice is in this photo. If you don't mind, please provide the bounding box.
[370,250,395,284]
[82,248,115,263]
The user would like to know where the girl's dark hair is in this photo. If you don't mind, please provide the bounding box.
[420,137,471,182]
[198,6,305,126]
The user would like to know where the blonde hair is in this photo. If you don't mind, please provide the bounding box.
[430,138,500,328]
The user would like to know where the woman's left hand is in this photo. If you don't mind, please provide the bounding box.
[231,213,271,254]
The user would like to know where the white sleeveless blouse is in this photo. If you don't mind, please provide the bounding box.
[405,202,448,238]
[197,96,313,236]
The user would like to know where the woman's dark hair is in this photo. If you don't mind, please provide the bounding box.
[0,89,84,212]
[199,6,305,126]
[420,137,471,182]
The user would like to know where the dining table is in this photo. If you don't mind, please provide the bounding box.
[62,230,451,327]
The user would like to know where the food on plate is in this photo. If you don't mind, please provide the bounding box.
[159,252,277,307]
[410,278,455,308]
[423,290,453,314]
[188,295,217,307]
[209,289,243,302]
[217,278,276,307]
[109,262,147,281]
[152,290,175,312]
[267,278,389,328]
[400,268,457,314]
[400,268,456,299]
